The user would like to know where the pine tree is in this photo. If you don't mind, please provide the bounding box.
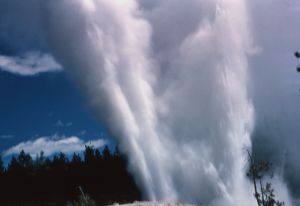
[18,150,33,168]
[95,149,102,161]
[36,151,46,166]
[102,146,111,161]
[0,155,4,174]
[84,145,95,164]
[7,156,20,172]
[71,153,82,164]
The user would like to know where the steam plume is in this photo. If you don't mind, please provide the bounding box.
[42,0,295,205]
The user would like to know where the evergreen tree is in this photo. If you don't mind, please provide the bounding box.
[113,146,121,160]
[102,146,111,161]
[1,146,141,205]
[18,150,33,168]
[0,155,4,174]
[36,150,46,166]
[84,145,95,164]
[52,152,68,172]
[7,156,20,172]
[95,149,102,161]
[57,152,68,163]
[71,152,82,164]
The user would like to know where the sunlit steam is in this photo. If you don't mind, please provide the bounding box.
[44,0,292,205]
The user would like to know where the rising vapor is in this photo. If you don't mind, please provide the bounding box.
[34,0,299,205]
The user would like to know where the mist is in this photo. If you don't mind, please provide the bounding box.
[2,0,300,205]
[44,0,255,205]
[248,0,300,204]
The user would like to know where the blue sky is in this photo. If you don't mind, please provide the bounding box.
[0,70,105,141]
[0,0,117,161]
[0,0,300,172]
[0,69,113,161]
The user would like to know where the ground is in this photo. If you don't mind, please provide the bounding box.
[109,202,197,206]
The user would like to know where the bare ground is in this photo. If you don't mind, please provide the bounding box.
[109,202,197,206]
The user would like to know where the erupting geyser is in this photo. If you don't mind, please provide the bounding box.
[43,0,292,205]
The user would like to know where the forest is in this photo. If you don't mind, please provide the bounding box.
[0,146,141,206]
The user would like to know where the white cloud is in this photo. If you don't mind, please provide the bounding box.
[0,51,62,76]
[3,135,106,157]
[54,120,73,128]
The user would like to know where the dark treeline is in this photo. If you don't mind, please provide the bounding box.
[0,146,141,206]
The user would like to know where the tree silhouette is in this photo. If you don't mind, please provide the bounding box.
[247,151,284,206]
[18,150,33,169]
[53,152,68,164]
[35,150,46,166]
[295,51,300,72]
[113,146,121,159]
[0,146,141,206]
[102,146,111,161]
[71,152,82,164]
[0,155,4,174]
[95,149,102,161]
[84,145,96,164]
[7,156,21,173]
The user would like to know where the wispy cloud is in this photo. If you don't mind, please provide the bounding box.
[0,135,14,139]
[55,120,64,127]
[3,135,106,157]
[78,130,87,136]
[0,51,62,76]
[65,122,73,127]
[54,120,73,128]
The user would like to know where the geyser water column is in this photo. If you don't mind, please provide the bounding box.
[44,0,173,201]
[147,0,255,205]
[44,0,255,205]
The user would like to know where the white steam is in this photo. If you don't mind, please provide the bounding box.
[42,0,294,205]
